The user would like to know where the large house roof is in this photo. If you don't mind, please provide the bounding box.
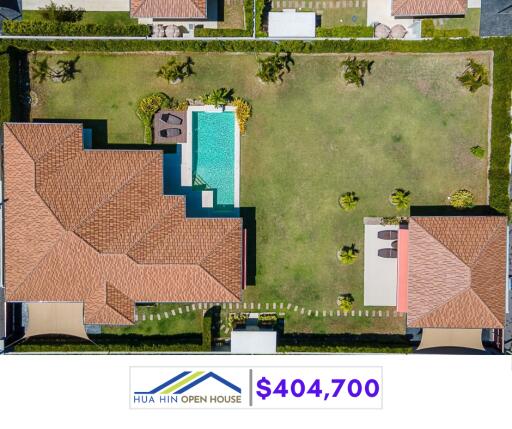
[3,123,242,325]
[407,216,506,329]
[130,0,207,19]
[392,0,467,17]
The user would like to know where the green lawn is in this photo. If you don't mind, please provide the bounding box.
[102,304,203,336]
[30,51,491,334]
[219,3,246,29]
[433,8,481,36]
[22,10,137,26]
[271,5,367,27]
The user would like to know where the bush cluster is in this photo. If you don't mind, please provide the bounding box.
[316,26,374,38]
[136,92,172,143]
[0,52,11,125]
[421,19,471,38]
[3,20,150,37]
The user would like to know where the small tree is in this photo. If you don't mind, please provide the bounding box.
[449,189,474,209]
[338,192,359,211]
[201,88,233,108]
[157,57,194,84]
[390,188,410,210]
[457,59,489,93]
[337,244,359,265]
[470,145,485,158]
[341,56,374,87]
[40,1,85,22]
[256,51,294,84]
[231,97,252,135]
[336,294,354,312]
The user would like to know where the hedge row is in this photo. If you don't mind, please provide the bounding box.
[421,19,471,38]
[316,26,374,38]
[0,37,509,214]
[194,0,253,37]
[255,0,269,37]
[278,345,413,353]
[0,51,11,125]
[12,333,207,352]
[202,311,213,351]
[3,20,150,37]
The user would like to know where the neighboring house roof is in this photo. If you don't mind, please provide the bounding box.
[480,0,512,37]
[130,0,207,19]
[392,0,467,16]
[407,216,506,329]
[3,123,242,325]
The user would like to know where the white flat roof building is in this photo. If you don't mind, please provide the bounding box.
[268,10,316,38]
[231,330,277,354]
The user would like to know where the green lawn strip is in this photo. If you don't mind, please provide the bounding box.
[0,51,11,125]
[218,3,246,29]
[22,10,137,26]
[433,8,480,36]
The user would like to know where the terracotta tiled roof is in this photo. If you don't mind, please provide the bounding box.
[392,0,467,16]
[130,0,207,19]
[407,216,506,329]
[3,123,242,325]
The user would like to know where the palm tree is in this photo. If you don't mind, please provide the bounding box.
[256,51,294,84]
[338,192,359,211]
[31,57,51,83]
[341,56,374,87]
[157,56,194,84]
[201,88,233,108]
[457,59,489,93]
[337,244,359,265]
[390,188,411,210]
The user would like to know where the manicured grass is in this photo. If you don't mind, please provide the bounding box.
[271,6,367,28]
[30,51,491,334]
[22,10,137,26]
[219,3,246,29]
[102,304,203,336]
[433,8,481,36]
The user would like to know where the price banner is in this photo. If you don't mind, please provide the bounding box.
[251,366,382,409]
[130,366,382,409]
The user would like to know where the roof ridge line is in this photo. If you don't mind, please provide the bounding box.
[411,218,471,268]
[198,221,241,266]
[409,286,470,325]
[465,287,504,328]
[124,197,185,257]
[71,154,162,232]
[467,220,503,267]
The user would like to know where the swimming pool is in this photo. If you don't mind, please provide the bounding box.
[185,109,238,208]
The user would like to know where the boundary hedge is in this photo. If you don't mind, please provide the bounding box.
[0,37,508,214]
[278,345,413,353]
[316,26,374,38]
[3,20,150,37]
[0,51,11,125]
[194,0,253,37]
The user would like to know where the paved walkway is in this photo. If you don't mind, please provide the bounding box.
[136,302,406,336]
[22,0,129,11]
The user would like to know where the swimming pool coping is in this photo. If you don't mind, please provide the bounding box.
[182,105,240,208]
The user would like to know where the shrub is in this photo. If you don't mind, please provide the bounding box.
[157,56,194,84]
[174,99,189,111]
[336,293,354,312]
[201,87,233,108]
[0,52,11,126]
[256,51,294,83]
[390,188,411,210]
[202,312,213,351]
[449,189,474,209]
[3,20,150,37]
[39,1,85,22]
[421,19,470,38]
[341,56,374,87]
[136,92,172,144]
[457,58,489,93]
[338,192,359,211]
[231,97,252,134]
[228,312,249,328]
[316,26,374,38]
[470,145,485,158]
[421,19,435,38]
[337,244,359,265]
[255,0,270,37]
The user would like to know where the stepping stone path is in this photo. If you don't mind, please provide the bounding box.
[287,303,292,310]
[164,312,169,318]
[185,306,190,312]
[157,314,161,320]
[142,313,146,321]
[171,310,176,316]
[178,308,182,314]
[149,314,153,321]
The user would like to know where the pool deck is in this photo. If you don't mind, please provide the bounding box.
[182,105,240,208]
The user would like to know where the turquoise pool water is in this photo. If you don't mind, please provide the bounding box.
[192,111,235,207]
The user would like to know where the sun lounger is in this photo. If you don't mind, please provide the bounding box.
[378,230,398,240]
[161,113,183,125]
[160,128,181,138]
[378,248,397,258]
